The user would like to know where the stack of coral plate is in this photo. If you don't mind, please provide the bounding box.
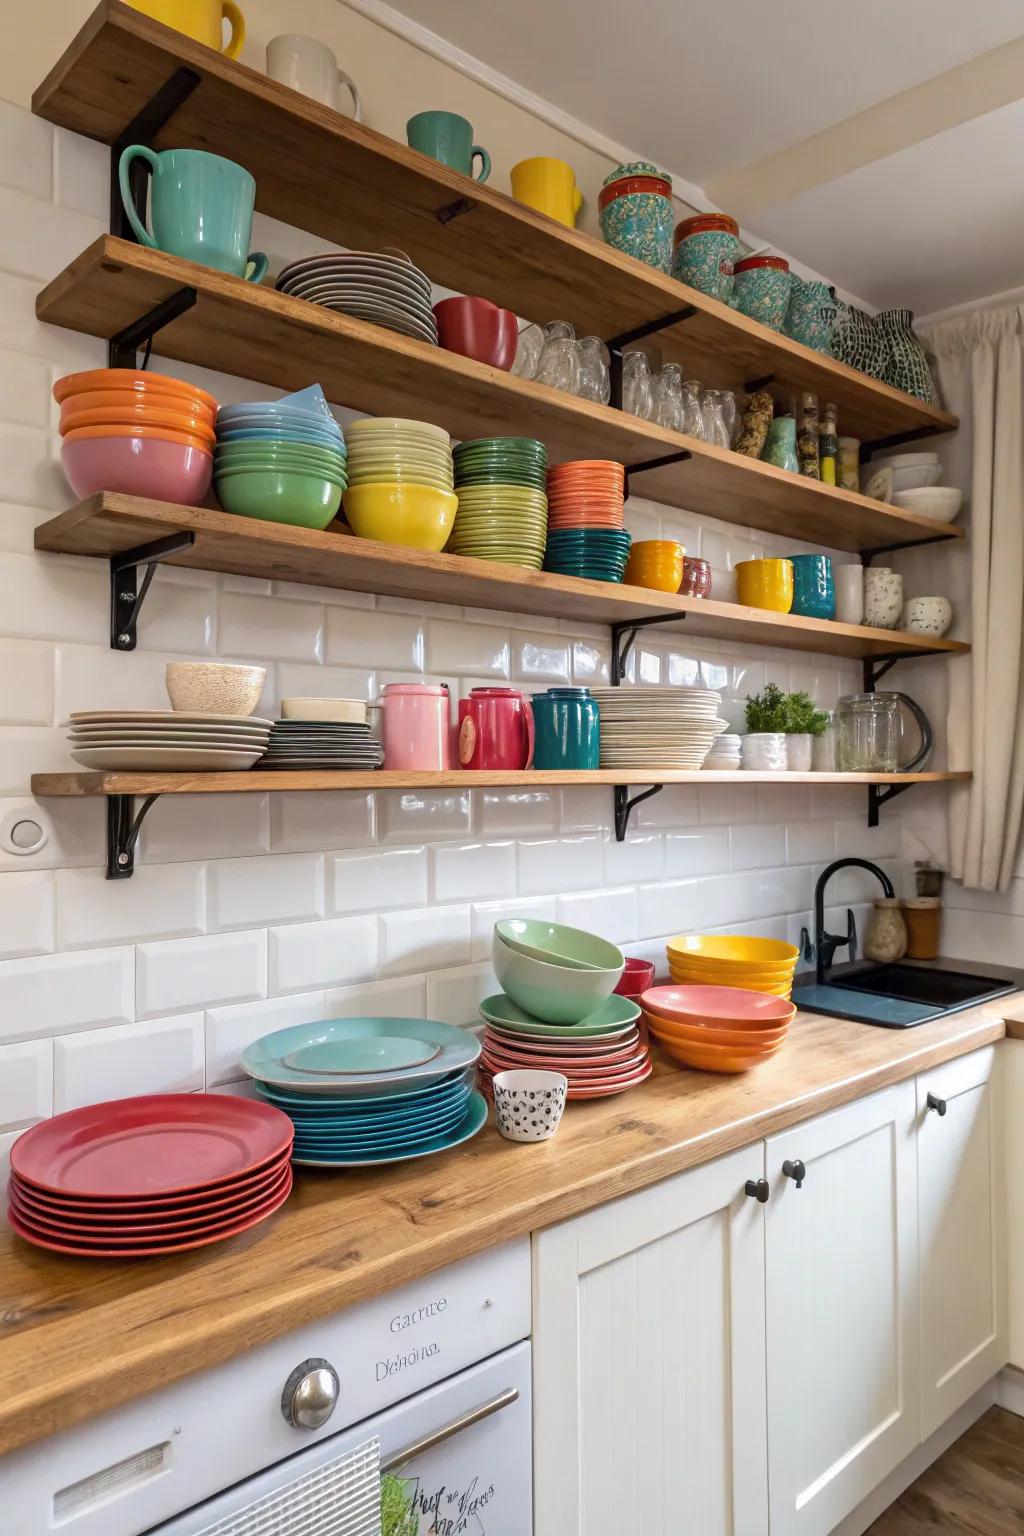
[55,366,216,504]
[242,1017,485,1167]
[544,460,631,582]
[214,385,347,530]
[640,983,795,1074]
[590,685,728,769]
[480,920,651,1100]
[276,250,438,345]
[448,437,549,568]
[343,417,457,551]
[666,934,800,998]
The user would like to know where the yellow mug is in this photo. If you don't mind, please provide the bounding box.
[124,0,246,57]
[511,157,583,228]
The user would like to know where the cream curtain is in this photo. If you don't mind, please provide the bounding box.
[922,305,1024,891]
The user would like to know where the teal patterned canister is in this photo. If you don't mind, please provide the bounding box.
[598,161,673,274]
[876,308,936,403]
[731,255,791,331]
[784,277,836,354]
[672,212,740,301]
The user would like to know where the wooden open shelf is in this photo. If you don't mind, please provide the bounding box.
[33,770,973,798]
[35,1,958,448]
[36,495,971,663]
[39,240,964,556]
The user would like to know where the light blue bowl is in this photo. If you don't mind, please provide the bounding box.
[218,425,346,450]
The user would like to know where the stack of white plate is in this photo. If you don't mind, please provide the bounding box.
[590,687,727,768]
[868,451,942,492]
[702,733,741,769]
[275,250,438,346]
[68,711,273,771]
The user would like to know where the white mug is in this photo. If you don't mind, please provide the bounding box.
[835,563,865,625]
[266,34,362,120]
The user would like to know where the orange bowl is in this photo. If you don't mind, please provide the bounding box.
[644,1011,789,1049]
[62,404,216,443]
[654,1033,786,1074]
[641,983,795,1027]
[60,387,216,423]
[62,422,215,453]
[54,367,219,414]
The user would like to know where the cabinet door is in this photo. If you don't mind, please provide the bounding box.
[917,1044,1006,1437]
[765,1082,919,1536]
[532,1146,768,1536]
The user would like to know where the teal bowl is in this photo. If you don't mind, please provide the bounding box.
[492,931,623,1024]
[496,918,624,971]
[215,467,344,529]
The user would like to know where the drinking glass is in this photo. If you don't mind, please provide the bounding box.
[575,337,611,404]
[510,322,543,380]
[719,390,738,446]
[622,351,652,419]
[652,363,685,431]
[700,389,731,448]
[682,378,705,439]
[535,321,580,393]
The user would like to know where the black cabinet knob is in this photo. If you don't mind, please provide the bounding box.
[782,1159,806,1188]
[926,1093,947,1117]
[744,1178,769,1204]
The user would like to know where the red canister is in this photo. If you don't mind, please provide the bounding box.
[458,687,534,770]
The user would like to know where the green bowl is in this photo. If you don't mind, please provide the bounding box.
[215,466,343,529]
[496,918,624,971]
[492,933,623,1024]
[479,992,640,1035]
[216,444,347,475]
[454,437,546,456]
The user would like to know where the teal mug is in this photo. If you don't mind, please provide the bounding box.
[531,687,600,770]
[117,146,268,282]
[406,111,491,182]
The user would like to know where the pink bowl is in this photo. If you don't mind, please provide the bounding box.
[61,435,213,505]
[615,958,656,996]
[433,296,519,370]
[639,983,795,1027]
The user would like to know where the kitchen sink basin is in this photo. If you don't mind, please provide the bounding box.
[795,963,1017,1028]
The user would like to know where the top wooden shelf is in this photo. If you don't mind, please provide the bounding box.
[36,1,958,448]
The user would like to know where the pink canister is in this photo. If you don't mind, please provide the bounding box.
[381,683,452,770]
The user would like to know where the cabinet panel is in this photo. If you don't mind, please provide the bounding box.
[765,1083,919,1536]
[533,1146,768,1536]
[917,1044,1006,1436]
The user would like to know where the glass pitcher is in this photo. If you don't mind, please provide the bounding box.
[575,336,611,404]
[700,389,731,448]
[652,363,685,431]
[835,692,932,773]
[682,379,705,438]
[622,350,653,419]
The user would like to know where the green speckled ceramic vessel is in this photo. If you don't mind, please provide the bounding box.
[599,161,673,274]
[731,255,791,331]
[671,212,740,302]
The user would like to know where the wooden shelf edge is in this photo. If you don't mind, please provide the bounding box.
[31,770,974,798]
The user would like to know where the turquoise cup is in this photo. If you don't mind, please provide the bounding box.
[789,553,836,619]
[531,688,600,770]
[406,111,491,181]
[118,146,268,282]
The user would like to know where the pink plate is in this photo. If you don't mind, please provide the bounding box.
[10,1164,292,1237]
[640,984,796,1027]
[7,1170,293,1258]
[566,1060,653,1099]
[11,1094,294,1199]
[13,1153,292,1214]
[482,1044,649,1079]
[483,1025,640,1058]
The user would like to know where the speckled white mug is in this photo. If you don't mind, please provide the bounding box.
[864,567,903,629]
[493,1070,567,1143]
[901,596,952,637]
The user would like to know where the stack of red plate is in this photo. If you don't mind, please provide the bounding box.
[546,459,625,529]
[7,1094,294,1259]
[477,995,652,1101]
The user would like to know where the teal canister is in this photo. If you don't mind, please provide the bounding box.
[598,161,674,274]
[784,277,836,354]
[531,687,600,770]
[672,212,740,301]
[731,254,791,330]
[117,146,268,281]
[761,416,799,473]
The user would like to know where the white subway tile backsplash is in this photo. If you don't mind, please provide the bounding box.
[136,569,217,656]
[786,820,836,866]
[518,835,603,895]
[324,972,428,1019]
[732,822,787,871]
[664,827,731,878]
[0,184,104,283]
[513,634,571,684]
[326,606,423,670]
[0,1039,52,1131]
[53,125,108,218]
[470,894,558,960]
[330,846,427,915]
[0,871,53,958]
[426,961,495,1027]
[637,879,701,939]
[270,790,375,853]
[0,550,107,644]
[220,591,324,662]
[138,932,266,1019]
[477,788,558,837]
[209,853,324,931]
[54,1014,205,1113]
[432,840,515,902]
[205,992,326,1086]
[269,915,377,993]
[380,904,471,977]
[427,619,509,677]
[557,886,637,945]
[0,102,52,198]
[603,833,664,885]
[379,789,471,843]
[0,270,103,369]
[0,640,53,725]
[141,793,271,863]
[56,863,205,948]
[0,349,52,431]
[274,662,375,708]
[0,947,133,1043]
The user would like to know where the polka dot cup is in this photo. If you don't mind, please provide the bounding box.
[493,1070,568,1143]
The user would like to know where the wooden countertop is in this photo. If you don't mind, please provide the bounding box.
[2,1000,1022,1458]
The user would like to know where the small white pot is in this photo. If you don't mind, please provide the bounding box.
[864,567,904,629]
[901,597,952,637]
[786,733,813,771]
[492,1070,568,1143]
[834,564,865,625]
[741,732,787,771]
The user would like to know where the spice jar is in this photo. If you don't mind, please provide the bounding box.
[819,400,838,485]
[599,161,674,274]
[731,255,792,331]
[735,389,774,458]
[902,897,941,959]
[864,899,908,962]
[798,392,820,478]
[838,437,861,493]
[671,212,740,302]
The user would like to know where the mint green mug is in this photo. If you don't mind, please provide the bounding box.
[406,111,490,182]
[117,146,268,282]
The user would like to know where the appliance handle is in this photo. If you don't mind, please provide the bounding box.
[893,692,933,773]
[380,1387,519,1472]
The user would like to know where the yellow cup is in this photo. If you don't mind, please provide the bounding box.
[735,557,794,613]
[124,0,246,56]
[511,157,583,227]
[624,540,685,593]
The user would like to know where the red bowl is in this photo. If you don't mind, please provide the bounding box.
[615,958,655,995]
[680,556,712,597]
[433,297,518,370]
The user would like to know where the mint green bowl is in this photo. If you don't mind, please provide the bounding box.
[495,918,624,972]
[492,933,623,1024]
[215,466,343,529]
[215,443,347,474]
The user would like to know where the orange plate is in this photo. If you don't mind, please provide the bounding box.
[54,367,219,414]
[645,1014,788,1050]
[62,423,216,453]
[654,1035,786,1074]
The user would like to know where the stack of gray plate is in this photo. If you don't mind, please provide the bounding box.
[68,711,272,771]
[259,720,384,771]
[275,250,438,346]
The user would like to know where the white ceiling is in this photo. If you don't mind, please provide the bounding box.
[386,0,1024,314]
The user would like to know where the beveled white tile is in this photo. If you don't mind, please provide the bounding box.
[205,992,326,1086]
[325,606,423,670]
[220,591,324,663]
[664,827,731,878]
[0,270,104,369]
[274,661,375,711]
[0,947,133,1043]
[427,619,509,678]
[138,931,266,1019]
[0,640,53,725]
[470,895,558,961]
[134,568,217,656]
[732,822,787,872]
[54,1014,204,1113]
[209,853,324,931]
[0,348,52,431]
[0,870,53,958]
[323,972,428,1019]
[425,961,496,1027]
[571,638,610,686]
[140,793,270,863]
[379,904,471,977]
[269,914,377,993]
[270,790,375,852]
[0,184,104,284]
[53,124,107,217]
[518,835,603,896]
[431,840,515,902]
[55,643,171,717]
[476,788,558,838]
[786,820,836,866]
[557,886,637,945]
[379,789,471,843]
[635,784,701,829]
[0,103,52,199]
[330,846,427,915]
[636,878,702,939]
[698,783,760,826]
[56,863,205,948]
[603,833,663,885]
[0,1038,52,1132]
[512,634,571,684]
[0,550,107,644]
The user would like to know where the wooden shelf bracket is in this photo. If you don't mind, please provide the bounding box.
[111,530,196,649]
[107,792,160,878]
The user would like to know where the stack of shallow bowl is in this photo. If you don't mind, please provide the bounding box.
[55,366,216,504]
[666,934,800,998]
[215,385,347,530]
[481,920,652,1101]
[640,983,795,1074]
[590,685,728,769]
[343,417,457,552]
[242,1017,485,1168]
[544,460,631,583]
[448,437,549,568]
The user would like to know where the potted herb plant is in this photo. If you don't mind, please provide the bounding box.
[742,683,789,770]
[783,690,831,771]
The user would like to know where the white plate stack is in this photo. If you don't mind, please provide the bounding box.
[702,733,741,769]
[590,687,727,768]
[275,250,438,346]
[68,712,273,771]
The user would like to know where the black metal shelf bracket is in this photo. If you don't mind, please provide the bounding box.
[436,196,477,225]
[111,532,196,650]
[110,67,203,243]
[859,530,959,566]
[606,307,698,409]
[867,781,913,829]
[743,373,776,393]
[614,783,663,841]
[108,286,199,370]
[610,613,685,685]
[860,425,951,459]
[107,794,161,879]
[623,450,691,500]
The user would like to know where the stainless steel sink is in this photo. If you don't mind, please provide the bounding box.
[796,963,1017,1028]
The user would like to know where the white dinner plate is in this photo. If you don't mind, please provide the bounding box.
[69,711,274,728]
[72,747,264,770]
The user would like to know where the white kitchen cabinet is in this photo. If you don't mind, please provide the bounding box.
[532,1144,769,1536]
[916,1044,1006,1437]
[764,1082,920,1536]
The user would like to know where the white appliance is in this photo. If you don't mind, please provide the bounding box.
[3,1239,531,1535]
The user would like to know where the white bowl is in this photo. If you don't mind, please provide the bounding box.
[280,697,367,723]
[871,451,939,469]
[891,487,963,523]
[890,465,943,492]
[901,597,952,637]
[165,662,266,716]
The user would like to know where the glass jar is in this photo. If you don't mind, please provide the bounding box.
[622,350,653,418]
[682,379,705,438]
[700,389,731,448]
[575,336,611,403]
[652,363,685,431]
[836,692,899,772]
[719,389,738,447]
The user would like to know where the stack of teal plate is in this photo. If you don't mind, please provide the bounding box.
[241,1017,484,1167]
[544,527,632,582]
[448,437,549,568]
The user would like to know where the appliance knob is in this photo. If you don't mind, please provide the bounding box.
[281,1358,340,1430]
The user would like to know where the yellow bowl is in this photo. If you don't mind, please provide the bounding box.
[735,558,794,613]
[666,934,799,969]
[668,969,793,998]
[342,481,458,551]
